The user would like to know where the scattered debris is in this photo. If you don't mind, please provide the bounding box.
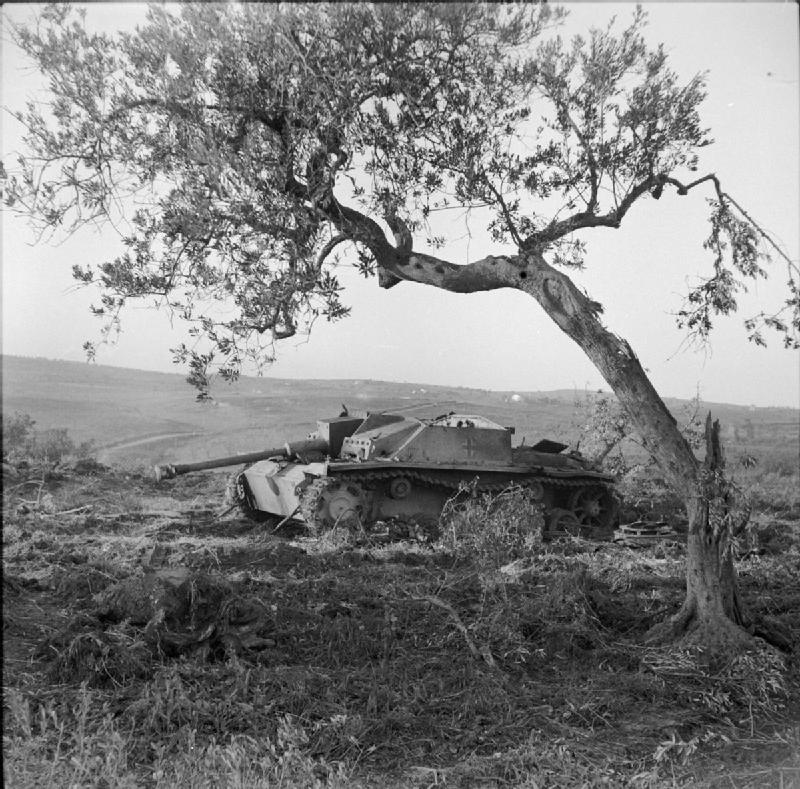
[614,520,680,547]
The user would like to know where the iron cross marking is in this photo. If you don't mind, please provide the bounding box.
[462,434,477,457]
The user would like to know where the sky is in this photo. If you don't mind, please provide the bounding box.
[2,3,799,408]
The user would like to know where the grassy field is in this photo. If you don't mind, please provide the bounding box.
[3,356,800,787]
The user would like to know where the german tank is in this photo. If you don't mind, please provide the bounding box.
[155,412,618,537]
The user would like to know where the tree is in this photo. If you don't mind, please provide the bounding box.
[4,4,798,651]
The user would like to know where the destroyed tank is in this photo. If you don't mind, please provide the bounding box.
[155,412,618,537]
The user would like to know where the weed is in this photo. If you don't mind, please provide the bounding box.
[438,485,544,569]
[4,686,137,788]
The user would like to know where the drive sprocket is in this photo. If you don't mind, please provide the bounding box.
[298,477,368,531]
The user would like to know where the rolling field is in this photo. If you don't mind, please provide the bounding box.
[3,355,797,470]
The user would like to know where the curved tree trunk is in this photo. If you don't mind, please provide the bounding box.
[516,253,759,651]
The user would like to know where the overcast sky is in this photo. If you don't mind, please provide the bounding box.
[2,3,799,407]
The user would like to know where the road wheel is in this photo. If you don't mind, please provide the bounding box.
[568,486,617,533]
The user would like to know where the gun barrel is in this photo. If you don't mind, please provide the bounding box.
[154,437,328,481]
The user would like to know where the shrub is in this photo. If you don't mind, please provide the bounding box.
[438,485,545,568]
[616,467,686,525]
[3,411,36,450]
[2,411,95,471]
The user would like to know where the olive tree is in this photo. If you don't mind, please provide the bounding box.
[4,3,797,650]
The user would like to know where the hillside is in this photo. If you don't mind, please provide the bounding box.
[2,355,797,469]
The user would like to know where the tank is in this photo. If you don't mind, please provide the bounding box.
[155,412,618,537]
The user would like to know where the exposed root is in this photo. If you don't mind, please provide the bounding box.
[681,614,756,654]
[645,597,781,656]
[748,617,794,653]
[644,600,696,646]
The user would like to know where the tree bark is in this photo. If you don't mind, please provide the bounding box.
[645,417,754,650]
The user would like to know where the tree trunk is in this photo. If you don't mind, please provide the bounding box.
[645,418,754,650]
[516,255,758,651]
[653,510,752,650]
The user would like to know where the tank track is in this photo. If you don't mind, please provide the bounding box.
[297,473,440,537]
[298,477,331,532]
[298,467,616,535]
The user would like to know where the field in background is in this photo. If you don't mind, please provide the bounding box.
[3,355,798,472]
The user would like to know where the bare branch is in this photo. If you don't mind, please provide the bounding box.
[527,177,655,248]
[315,233,350,268]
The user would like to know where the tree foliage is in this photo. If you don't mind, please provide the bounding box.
[4,3,797,395]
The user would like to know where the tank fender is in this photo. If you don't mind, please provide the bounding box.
[242,460,327,520]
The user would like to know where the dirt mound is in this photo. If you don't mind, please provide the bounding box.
[40,570,275,685]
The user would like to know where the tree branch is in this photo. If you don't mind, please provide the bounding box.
[664,175,797,272]
[108,97,292,139]
[315,234,350,268]
[527,176,656,248]
[526,169,795,273]
[315,191,522,294]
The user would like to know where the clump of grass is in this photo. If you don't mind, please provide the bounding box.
[738,465,799,516]
[517,568,612,661]
[4,686,137,788]
[642,642,789,718]
[302,523,363,555]
[41,620,153,687]
[435,734,651,789]
[438,485,544,568]
[51,563,120,603]
[150,720,350,788]
[3,684,350,788]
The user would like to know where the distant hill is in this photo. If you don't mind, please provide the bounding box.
[2,355,798,469]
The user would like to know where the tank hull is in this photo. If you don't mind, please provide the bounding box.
[238,457,617,536]
[241,460,327,520]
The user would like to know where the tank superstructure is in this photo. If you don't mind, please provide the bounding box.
[155,412,618,536]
